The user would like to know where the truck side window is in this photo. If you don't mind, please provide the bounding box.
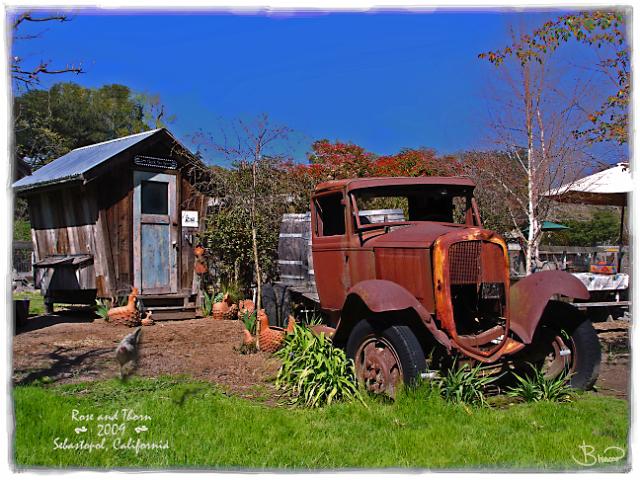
[315,194,346,236]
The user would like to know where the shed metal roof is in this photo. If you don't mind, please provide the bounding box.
[13,129,162,192]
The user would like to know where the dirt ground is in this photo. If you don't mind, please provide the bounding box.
[593,319,631,399]
[12,312,281,400]
[12,311,631,399]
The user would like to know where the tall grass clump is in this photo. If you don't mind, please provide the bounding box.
[275,325,362,408]
[507,365,575,403]
[438,363,497,407]
[201,290,214,316]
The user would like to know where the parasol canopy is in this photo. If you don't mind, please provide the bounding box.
[522,221,569,235]
[543,162,632,206]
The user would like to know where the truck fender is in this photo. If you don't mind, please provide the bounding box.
[510,270,590,344]
[333,279,451,350]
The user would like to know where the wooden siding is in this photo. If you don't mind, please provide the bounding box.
[97,163,134,296]
[179,177,208,293]
[27,186,100,292]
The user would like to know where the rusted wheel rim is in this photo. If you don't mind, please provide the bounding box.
[543,334,576,379]
[355,337,403,397]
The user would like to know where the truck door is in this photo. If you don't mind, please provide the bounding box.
[311,191,350,310]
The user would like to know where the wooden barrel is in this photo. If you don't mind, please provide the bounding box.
[278,213,311,284]
[303,218,315,287]
[358,209,404,224]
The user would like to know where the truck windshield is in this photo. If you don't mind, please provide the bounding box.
[351,185,475,226]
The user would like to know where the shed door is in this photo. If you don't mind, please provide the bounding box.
[133,171,178,294]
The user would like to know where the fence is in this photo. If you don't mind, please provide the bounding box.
[13,241,33,280]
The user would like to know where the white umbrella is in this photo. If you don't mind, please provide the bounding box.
[543,162,632,207]
[543,162,632,270]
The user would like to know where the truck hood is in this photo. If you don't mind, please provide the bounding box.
[364,222,470,248]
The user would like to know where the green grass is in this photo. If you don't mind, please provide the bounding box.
[13,377,629,470]
[13,290,45,316]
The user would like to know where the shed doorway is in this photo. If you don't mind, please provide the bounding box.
[133,171,178,294]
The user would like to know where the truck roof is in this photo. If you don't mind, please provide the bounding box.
[314,176,476,193]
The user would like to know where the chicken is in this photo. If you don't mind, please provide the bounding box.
[238,299,256,318]
[107,287,140,326]
[257,310,296,353]
[141,310,154,326]
[115,327,142,379]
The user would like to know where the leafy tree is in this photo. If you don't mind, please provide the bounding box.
[544,209,621,247]
[200,159,294,287]
[134,92,177,129]
[300,139,460,182]
[13,219,31,242]
[14,82,152,169]
[307,139,376,179]
[375,148,462,177]
[479,10,629,144]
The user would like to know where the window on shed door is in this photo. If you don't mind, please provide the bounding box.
[141,181,168,215]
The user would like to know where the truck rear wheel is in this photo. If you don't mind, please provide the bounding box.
[346,319,426,398]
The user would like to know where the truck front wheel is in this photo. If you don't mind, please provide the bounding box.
[537,320,601,390]
[346,319,426,398]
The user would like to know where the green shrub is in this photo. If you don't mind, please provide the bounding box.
[275,325,362,408]
[438,363,497,407]
[507,365,575,403]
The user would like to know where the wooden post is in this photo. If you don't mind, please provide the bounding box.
[618,204,625,272]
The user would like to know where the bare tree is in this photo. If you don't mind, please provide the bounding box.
[195,114,293,316]
[477,28,600,274]
[11,11,83,87]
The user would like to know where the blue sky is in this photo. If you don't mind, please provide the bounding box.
[10,8,622,164]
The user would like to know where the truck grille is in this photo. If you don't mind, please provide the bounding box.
[449,240,505,285]
[449,241,482,284]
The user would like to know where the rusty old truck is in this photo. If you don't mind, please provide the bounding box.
[270,176,601,397]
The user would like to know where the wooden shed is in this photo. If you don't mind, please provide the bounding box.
[13,128,210,319]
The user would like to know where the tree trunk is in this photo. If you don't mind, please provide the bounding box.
[250,161,262,314]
